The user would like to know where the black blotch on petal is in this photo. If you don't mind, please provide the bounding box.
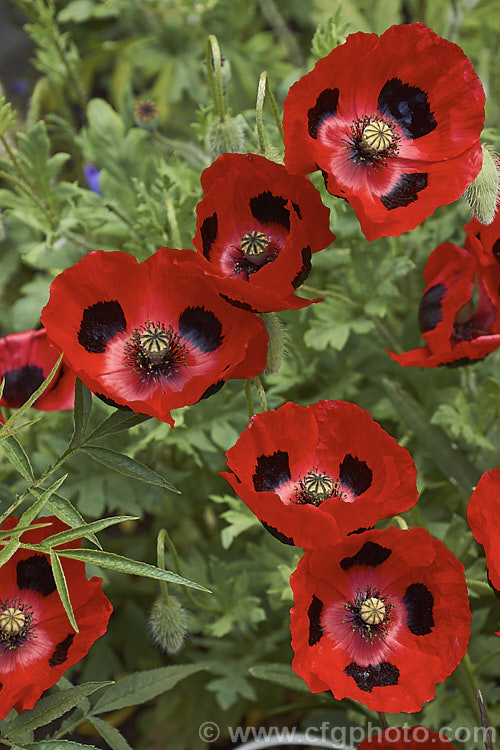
[381,173,428,210]
[250,192,290,229]
[198,380,225,401]
[308,594,323,645]
[339,454,373,496]
[292,201,303,220]
[49,634,75,667]
[344,662,399,692]
[292,247,312,290]
[403,582,434,635]
[17,555,56,596]
[94,393,131,410]
[3,365,45,407]
[418,284,446,333]
[261,521,295,546]
[78,300,126,354]
[178,307,223,352]
[219,294,256,312]
[200,213,218,260]
[308,88,340,139]
[340,542,392,571]
[347,526,374,536]
[378,78,437,139]
[253,450,291,492]
[492,238,500,262]
[444,357,479,369]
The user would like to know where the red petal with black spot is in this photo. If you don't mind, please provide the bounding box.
[283,23,484,241]
[222,400,418,549]
[0,329,76,412]
[357,726,457,750]
[192,153,335,312]
[290,527,470,711]
[389,242,500,367]
[465,206,500,267]
[0,516,112,718]
[40,249,268,426]
[467,469,500,595]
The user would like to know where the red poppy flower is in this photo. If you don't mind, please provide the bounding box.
[389,242,500,367]
[40,249,268,426]
[467,469,500,594]
[283,23,485,241]
[192,153,335,312]
[290,526,470,712]
[465,207,500,268]
[0,516,112,718]
[0,329,76,412]
[222,400,418,548]
[357,726,456,750]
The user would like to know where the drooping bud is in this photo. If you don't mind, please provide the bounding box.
[463,144,500,225]
[205,115,245,158]
[262,313,287,376]
[149,596,188,655]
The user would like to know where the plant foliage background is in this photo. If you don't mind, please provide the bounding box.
[0,0,499,748]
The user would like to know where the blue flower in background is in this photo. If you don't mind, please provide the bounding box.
[84,163,102,195]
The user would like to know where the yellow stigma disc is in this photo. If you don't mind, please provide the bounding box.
[359,597,386,625]
[362,121,393,152]
[0,607,25,635]
[303,471,334,500]
[240,230,269,257]
[139,325,170,357]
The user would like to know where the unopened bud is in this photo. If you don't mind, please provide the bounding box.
[149,596,188,655]
[205,115,245,157]
[134,100,159,130]
[262,313,287,376]
[463,144,500,225]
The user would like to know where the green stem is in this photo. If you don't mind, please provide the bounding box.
[206,35,226,121]
[51,27,87,114]
[476,644,500,674]
[165,196,183,249]
[456,652,482,724]
[256,72,267,155]
[156,529,169,600]
[264,75,284,142]
[244,380,255,418]
[252,375,268,412]
[162,528,211,611]
[257,0,304,69]
[392,515,409,530]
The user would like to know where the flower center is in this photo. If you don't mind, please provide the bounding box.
[240,230,269,261]
[0,599,34,651]
[345,115,399,168]
[123,321,189,383]
[343,588,394,643]
[232,230,280,278]
[292,469,345,506]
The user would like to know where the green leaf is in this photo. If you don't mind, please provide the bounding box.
[0,521,52,540]
[88,717,134,750]
[0,416,42,440]
[37,515,139,549]
[91,664,206,714]
[26,742,100,750]
[0,354,63,433]
[4,682,112,737]
[382,378,480,497]
[0,93,16,137]
[1,435,35,481]
[249,663,310,693]
[50,549,79,632]
[82,446,179,492]
[42,490,102,549]
[86,410,151,441]
[19,474,68,527]
[54,548,210,591]
[0,535,20,569]
[70,378,93,447]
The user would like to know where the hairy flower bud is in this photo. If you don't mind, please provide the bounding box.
[149,596,188,655]
[262,313,287,375]
[463,144,500,225]
[205,115,245,157]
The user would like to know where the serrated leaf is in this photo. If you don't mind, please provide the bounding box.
[54,548,210,591]
[36,515,139,549]
[91,664,206,714]
[0,354,63,433]
[1,435,35,481]
[50,549,79,632]
[82,446,178,492]
[70,378,93,447]
[4,682,112,737]
[249,663,310,693]
[88,717,133,750]
[86,410,151,441]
